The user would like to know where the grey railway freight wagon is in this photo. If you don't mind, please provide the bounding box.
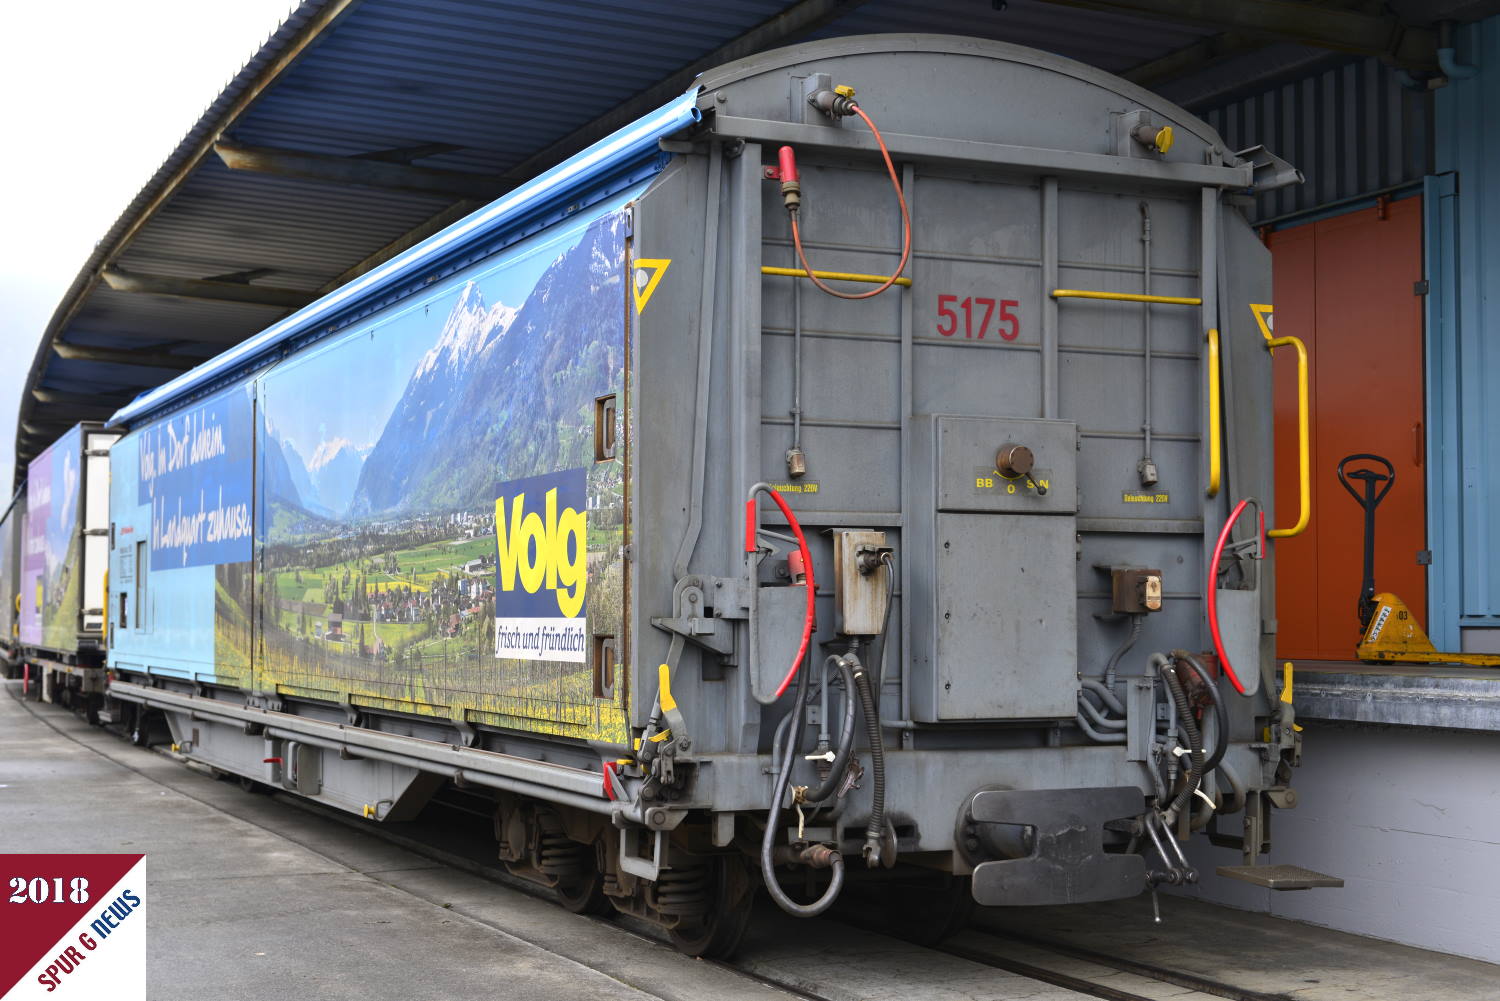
[0,489,24,677]
[20,422,118,708]
[100,36,1326,957]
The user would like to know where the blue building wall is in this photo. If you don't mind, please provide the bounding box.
[1428,18,1500,652]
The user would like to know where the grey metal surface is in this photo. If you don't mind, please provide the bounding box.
[108,680,619,809]
[933,513,1078,721]
[934,417,1077,516]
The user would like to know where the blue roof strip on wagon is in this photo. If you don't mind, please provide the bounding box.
[108,89,704,427]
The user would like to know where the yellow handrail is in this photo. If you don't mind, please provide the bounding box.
[1206,328,1221,498]
[1051,289,1202,306]
[762,266,913,288]
[1267,334,1310,538]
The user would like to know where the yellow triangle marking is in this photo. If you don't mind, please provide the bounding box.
[1249,303,1275,344]
[631,258,671,314]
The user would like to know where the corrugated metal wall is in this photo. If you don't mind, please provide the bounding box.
[1428,18,1500,651]
[1201,58,1434,223]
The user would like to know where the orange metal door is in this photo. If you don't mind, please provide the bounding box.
[1270,198,1427,661]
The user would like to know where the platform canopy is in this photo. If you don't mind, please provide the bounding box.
[17,0,1498,479]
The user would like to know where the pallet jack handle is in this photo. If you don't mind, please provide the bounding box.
[1336,453,1395,631]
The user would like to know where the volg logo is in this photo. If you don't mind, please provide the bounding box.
[492,468,589,664]
[494,480,586,616]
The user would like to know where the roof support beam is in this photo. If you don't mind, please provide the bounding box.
[1121,31,1261,86]
[30,389,122,421]
[101,267,313,309]
[495,0,876,186]
[51,342,200,371]
[315,199,482,295]
[213,140,505,200]
[1030,0,1436,66]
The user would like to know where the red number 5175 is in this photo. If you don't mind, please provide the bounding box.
[937,295,1019,340]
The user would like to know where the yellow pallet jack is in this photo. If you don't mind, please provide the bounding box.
[1339,453,1500,667]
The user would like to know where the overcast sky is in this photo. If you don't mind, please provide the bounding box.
[0,0,298,482]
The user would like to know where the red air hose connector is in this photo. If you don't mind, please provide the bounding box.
[1207,499,1251,695]
[777,145,801,212]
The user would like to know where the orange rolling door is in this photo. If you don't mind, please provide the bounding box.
[1269,198,1427,662]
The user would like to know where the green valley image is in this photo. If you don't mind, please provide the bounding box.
[218,207,631,743]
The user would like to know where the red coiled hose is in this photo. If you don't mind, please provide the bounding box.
[1207,499,1251,695]
[745,487,816,700]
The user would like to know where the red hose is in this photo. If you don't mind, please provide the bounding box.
[1207,499,1251,695]
[748,487,816,700]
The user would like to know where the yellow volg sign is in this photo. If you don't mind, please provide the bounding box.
[494,485,586,617]
[492,469,590,664]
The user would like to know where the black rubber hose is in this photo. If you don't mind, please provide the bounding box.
[874,554,895,690]
[849,651,887,867]
[1173,651,1228,776]
[1160,662,1203,822]
[804,654,859,803]
[1103,613,1143,688]
[761,653,846,917]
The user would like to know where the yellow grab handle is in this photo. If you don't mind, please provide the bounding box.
[762,266,913,288]
[1206,328,1221,498]
[1051,289,1201,306]
[1267,334,1310,538]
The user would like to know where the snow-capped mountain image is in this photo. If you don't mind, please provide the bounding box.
[346,211,625,517]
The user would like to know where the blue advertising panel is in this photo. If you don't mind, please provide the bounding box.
[136,391,252,569]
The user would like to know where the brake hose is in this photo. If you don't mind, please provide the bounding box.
[804,654,859,804]
[1173,650,1228,775]
[1160,661,1204,823]
[761,646,845,916]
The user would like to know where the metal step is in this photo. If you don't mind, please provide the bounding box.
[1216,864,1343,890]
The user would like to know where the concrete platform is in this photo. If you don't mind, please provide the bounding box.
[0,681,794,1001]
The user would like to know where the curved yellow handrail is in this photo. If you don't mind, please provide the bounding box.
[1206,328,1221,498]
[1267,334,1310,538]
[1051,289,1202,306]
[762,266,913,288]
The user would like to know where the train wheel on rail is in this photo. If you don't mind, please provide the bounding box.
[555,838,611,916]
[665,854,755,959]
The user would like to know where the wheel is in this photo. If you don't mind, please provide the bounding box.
[666,855,755,960]
[555,841,612,916]
[882,875,974,946]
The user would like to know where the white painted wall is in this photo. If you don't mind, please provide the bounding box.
[1179,724,1500,964]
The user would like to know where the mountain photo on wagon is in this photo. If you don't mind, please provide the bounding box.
[221,202,631,745]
